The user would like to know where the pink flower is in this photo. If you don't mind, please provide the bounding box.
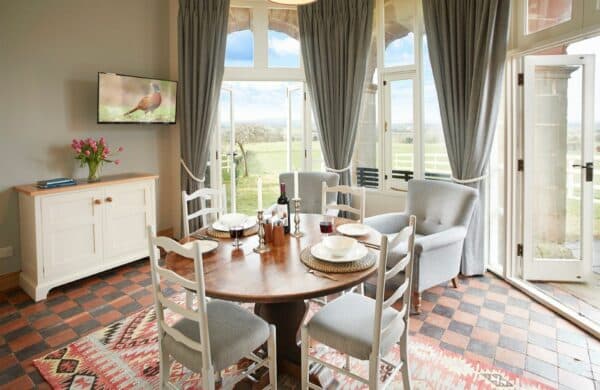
[92,145,97,152]
[114,159,121,165]
[117,146,124,152]
[75,148,81,154]
[99,137,105,146]
[84,150,90,156]
[104,147,110,155]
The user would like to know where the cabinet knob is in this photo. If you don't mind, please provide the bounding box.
[105,197,113,203]
[94,199,102,205]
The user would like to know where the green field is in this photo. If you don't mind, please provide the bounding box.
[222,140,450,214]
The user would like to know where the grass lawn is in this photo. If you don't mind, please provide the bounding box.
[222,140,450,214]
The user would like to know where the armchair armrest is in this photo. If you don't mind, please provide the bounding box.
[416,226,467,252]
[363,212,410,234]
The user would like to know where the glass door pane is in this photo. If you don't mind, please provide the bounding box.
[533,65,581,261]
[219,89,235,213]
[288,87,304,171]
[523,55,594,281]
[388,79,414,186]
[222,81,303,215]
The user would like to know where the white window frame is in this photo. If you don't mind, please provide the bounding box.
[513,0,600,52]
[211,0,320,201]
[371,0,435,193]
[224,0,305,81]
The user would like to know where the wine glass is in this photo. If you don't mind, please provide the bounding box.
[229,225,244,248]
[319,216,334,237]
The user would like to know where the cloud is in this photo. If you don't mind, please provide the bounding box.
[268,32,300,57]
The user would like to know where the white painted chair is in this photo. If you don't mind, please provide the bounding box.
[321,182,366,222]
[182,186,227,237]
[147,227,277,390]
[300,215,416,390]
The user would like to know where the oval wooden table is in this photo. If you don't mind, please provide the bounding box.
[165,214,381,380]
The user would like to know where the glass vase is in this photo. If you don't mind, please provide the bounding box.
[87,160,101,182]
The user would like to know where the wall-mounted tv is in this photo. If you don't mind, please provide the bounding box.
[98,72,177,124]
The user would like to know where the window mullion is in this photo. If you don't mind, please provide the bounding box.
[254,4,268,69]
[415,3,424,181]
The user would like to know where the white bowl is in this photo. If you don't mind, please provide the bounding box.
[322,236,356,257]
[218,213,248,228]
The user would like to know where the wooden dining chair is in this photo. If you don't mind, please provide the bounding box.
[182,186,227,237]
[147,227,278,390]
[301,215,416,390]
[321,182,366,222]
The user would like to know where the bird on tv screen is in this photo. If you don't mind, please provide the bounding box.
[98,73,177,124]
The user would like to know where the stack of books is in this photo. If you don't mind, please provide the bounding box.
[36,178,77,189]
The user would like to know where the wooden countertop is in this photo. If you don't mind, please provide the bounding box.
[14,173,159,196]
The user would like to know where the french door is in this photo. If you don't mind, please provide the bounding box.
[213,82,309,215]
[522,54,595,281]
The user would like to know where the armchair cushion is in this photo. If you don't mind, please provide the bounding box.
[364,212,410,234]
[280,172,339,214]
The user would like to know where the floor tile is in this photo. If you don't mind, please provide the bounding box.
[1,265,598,388]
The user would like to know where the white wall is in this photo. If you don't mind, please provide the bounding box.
[0,0,179,275]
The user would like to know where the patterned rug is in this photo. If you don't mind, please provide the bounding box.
[34,298,552,390]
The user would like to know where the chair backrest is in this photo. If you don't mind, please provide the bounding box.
[406,179,478,235]
[279,172,339,214]
[321,182,366,222]
[372,215,416,354]
[147,226,213,373]
[182,186,226,237]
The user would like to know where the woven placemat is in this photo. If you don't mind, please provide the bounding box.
[300,246,376,273]
[206,224,259,239]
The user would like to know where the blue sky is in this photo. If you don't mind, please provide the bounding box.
[225,30,299,68]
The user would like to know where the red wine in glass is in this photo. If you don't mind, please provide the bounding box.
[229,226,244,248]
[319,221,333,235]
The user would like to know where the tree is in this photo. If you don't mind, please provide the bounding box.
[234,124,260,177]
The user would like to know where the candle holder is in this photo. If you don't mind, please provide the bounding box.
[253,210,271,254]
[291,198,304,238]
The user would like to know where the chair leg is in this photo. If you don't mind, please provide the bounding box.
[301,326,309,390]
[368,353,380,389]
[399,335,411,390]
[268,325,278,390]
[412,292,421,314]
[159,347,170,388]
[451,277,459,289]
[185,289,194,310]
[202,367,215,390]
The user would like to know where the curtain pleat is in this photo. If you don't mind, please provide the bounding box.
[178,0,229,234]
[298,0,374,206]
[422,0,510,275]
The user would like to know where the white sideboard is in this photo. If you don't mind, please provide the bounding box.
[15,173,158,301]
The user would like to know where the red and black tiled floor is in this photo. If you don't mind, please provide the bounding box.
[1,260,599,389]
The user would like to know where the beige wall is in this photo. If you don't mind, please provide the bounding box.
[0,0,179,275]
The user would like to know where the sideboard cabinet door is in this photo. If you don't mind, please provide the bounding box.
[41,189,104,281]
[103,181,154,264]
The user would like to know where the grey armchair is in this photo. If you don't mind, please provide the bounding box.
[279,172,339,214]
[364,179,478,313]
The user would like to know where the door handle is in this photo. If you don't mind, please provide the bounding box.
[93,199,102,205]
[105,197,113,203]
[572,162,594,182]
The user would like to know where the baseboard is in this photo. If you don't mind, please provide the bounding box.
[0,271,20,292]
[157,227,174,238]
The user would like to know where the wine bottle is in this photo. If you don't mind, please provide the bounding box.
[277,183,291,234]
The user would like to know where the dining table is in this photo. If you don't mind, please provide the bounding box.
[164,213,381,383]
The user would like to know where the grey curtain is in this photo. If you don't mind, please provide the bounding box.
[178,0,229,233]
[422,0,510,275]
[298,0,374,199]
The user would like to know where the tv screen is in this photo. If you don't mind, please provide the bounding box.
[98,72,177,124]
